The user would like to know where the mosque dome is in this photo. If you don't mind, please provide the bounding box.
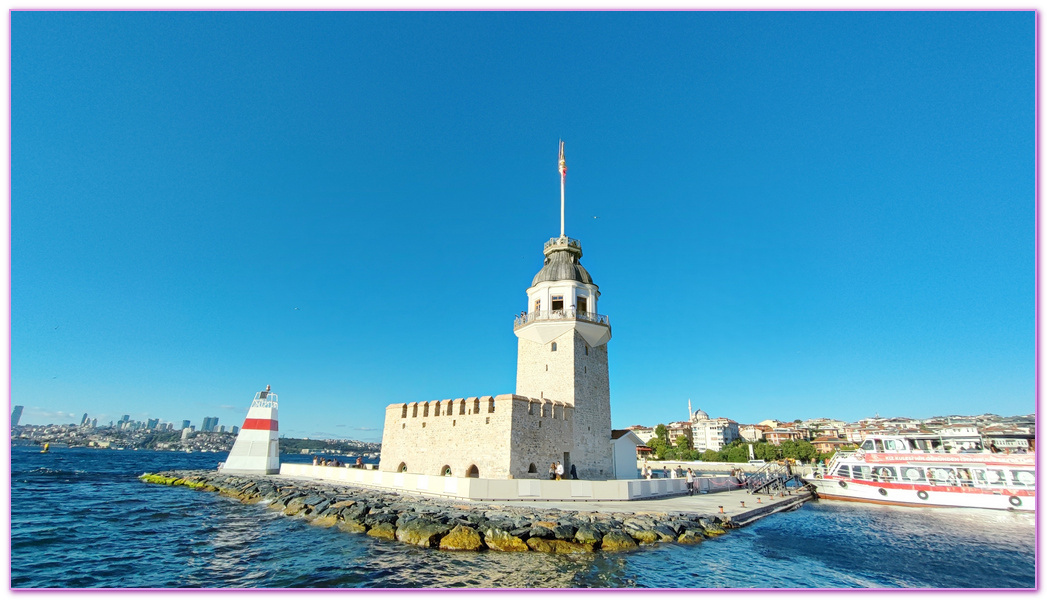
[692,409,709,422]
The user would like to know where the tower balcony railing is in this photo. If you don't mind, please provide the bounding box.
[544,236,581,252]
[513,309,610,330]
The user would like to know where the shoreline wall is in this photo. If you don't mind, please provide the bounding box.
[140,469,774,554]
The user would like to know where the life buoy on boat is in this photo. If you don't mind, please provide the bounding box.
[878,488,888,497]
[838,480,847,488]
[917,490,929,500]
[1009,496,1022,507]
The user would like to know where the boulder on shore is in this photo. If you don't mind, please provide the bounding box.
[439,525,484,551]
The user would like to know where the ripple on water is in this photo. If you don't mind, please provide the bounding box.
[9,447,1037,589]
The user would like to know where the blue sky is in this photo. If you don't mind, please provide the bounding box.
[11,11,1034,440]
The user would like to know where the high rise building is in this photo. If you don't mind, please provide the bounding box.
[11,405,23,427]
[181,420,191,430]
[80,413,89,426]
[147,418,160,430]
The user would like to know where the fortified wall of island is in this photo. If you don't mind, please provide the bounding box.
[380,394,574,480]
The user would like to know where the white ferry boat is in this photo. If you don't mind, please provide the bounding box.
[805,434,1034,512]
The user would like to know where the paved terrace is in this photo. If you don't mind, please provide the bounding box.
[274,463,813,526]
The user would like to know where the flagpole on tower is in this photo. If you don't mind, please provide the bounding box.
[558,140,567,238]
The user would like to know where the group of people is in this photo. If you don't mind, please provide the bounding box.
[312,456,368,469]
[641,462,700,495]
[548,461,578,480]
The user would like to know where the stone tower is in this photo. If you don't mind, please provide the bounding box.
[513,234,614,479]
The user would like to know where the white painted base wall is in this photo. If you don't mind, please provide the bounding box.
[279,463,690,501]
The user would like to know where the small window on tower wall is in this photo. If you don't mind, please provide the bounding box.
[577,296,588,313]
[552,295,564,310]
[551,342,557,352]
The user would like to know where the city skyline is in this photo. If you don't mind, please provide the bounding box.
[12,12,1034,441]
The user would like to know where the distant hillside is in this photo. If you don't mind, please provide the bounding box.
[278,437,381,455]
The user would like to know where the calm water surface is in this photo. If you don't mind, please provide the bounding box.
[10,446,1036,588]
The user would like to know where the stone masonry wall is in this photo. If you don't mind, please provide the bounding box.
[379,394,578,480]
[508,397,575,478]
[379,395,513,478]
[516,328,613,479]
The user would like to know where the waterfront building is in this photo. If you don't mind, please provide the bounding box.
[11,405,23,427]
[624,425,657,444]
[379,143,615,480]
[811,436,851,454]
[739,424,770,443]
[611,429,644,478]
[689,409,740,452]
[667,421,694,447]
[765,428,802,445]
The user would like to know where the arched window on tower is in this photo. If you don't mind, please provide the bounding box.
[551,342,557,352]
[401,404,408,419]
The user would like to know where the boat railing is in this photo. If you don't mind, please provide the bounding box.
[745,461,805,495]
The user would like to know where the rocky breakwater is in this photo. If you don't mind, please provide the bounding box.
[141,470,732,554]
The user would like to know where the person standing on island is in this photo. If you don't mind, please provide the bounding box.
[549,463,556,480]
[555,462,564,480]
[570,464,578,480]
[686,468,695,495]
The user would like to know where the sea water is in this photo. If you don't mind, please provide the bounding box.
[9,446,1035,588]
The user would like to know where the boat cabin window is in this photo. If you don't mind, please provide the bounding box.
[836,464,850,478]
[860,440,875,452]
[875,466,897,482]
[901,467,923,483]
[851,465,871,480]
[883,439,905,451]
[1009,470,1035,487]
[974,469,1006,486]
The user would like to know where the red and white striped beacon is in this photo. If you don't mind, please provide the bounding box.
[220,385,280,474]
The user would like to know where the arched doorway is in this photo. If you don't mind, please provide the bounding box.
[440,465,452,477]
[397,462,407,473]
[465,465,479,478]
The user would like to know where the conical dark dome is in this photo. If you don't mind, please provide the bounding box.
[531,236,595,286]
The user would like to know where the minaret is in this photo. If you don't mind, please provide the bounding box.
[513,141,614,479]
[220,385,280,475]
